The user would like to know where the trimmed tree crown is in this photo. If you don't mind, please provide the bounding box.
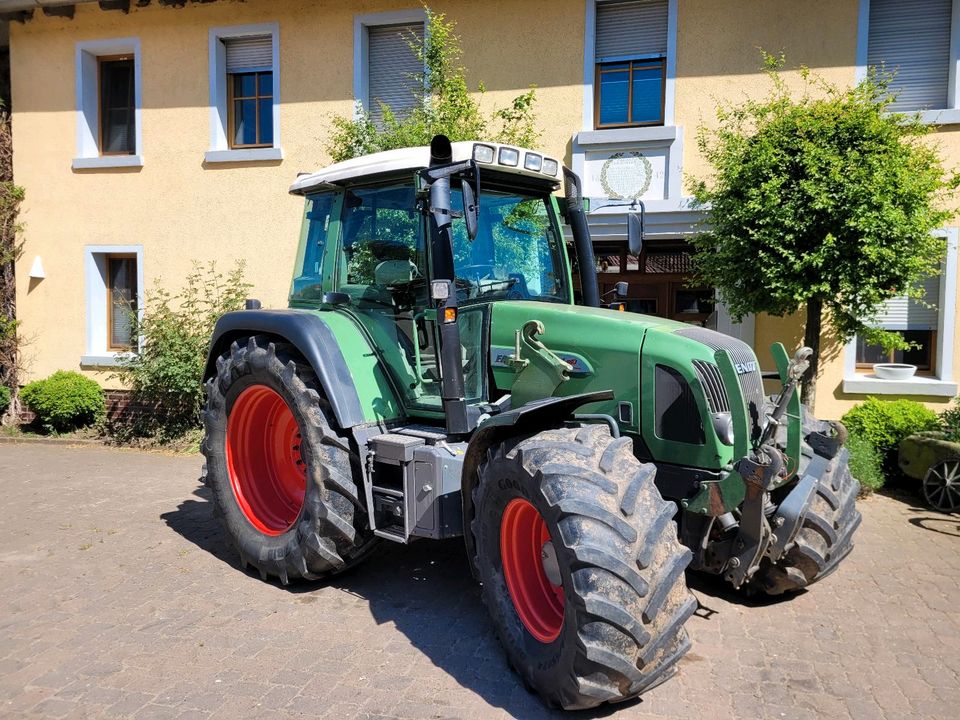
[690,60,958,356]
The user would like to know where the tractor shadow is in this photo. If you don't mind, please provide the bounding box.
[684,570,804,609]
[161,485,635,718]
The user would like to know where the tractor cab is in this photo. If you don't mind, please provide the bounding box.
[288,140,574,424]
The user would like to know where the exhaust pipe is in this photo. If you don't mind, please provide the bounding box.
[563,168,600,308]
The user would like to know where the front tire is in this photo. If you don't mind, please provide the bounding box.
[752,407,862,595]
[202,336,376,583]
[472,424,696,710]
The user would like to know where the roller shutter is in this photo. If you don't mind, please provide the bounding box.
[368,23,425,125]
[596,0,668,60]
[224,35,273,73]
[867,0,952,111]
[873,275,940,330]
[869,274,942,331]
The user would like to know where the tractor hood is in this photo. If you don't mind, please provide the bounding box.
[488,301,764,472]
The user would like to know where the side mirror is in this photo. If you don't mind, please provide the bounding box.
[421,136,481,242]
[461,177,479,241]
[614,281,628,298]
[627,210,644,255]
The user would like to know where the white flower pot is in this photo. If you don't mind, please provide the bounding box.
[873,363,917,380]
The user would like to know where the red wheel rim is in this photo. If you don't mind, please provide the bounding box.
[226,385,306,535]
[500,497,565,643]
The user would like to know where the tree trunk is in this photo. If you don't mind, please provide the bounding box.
[801,296,822,408]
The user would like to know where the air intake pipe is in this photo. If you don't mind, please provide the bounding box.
[563,167,600,307]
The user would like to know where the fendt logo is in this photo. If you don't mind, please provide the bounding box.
[734,361,758,375]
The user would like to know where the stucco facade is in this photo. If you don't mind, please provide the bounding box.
[7,0,960,419]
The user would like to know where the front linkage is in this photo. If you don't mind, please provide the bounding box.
[713,344,851,589]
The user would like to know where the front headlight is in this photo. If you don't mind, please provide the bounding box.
[712,412,735,446]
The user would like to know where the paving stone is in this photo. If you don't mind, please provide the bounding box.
[2,443,959,720]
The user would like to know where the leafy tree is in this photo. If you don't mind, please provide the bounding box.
[690,57,957,405]
[327,8,540,162]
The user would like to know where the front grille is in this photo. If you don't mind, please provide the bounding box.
[692,360,730,413]
[677,327,765,441]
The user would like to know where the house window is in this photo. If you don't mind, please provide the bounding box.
[83,246,144,367]
[206,24,281,163]
[594,0,668,128]
[867,0,956,112]
[106,255,137,350]
[98,56,135,155]
[73,38,142,169]
[366,21,424,126]
[844,230,958,396]
[224,36,273,148]
[856,272,941,373]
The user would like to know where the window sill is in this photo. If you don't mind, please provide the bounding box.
[204,147,283,164]
[916,108,960,126]
[72,155,144,170]
[842,374,958,397]
[80,353,135,368]
[576,125,678,145]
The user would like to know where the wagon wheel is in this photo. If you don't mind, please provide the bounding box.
[922,456,960,514]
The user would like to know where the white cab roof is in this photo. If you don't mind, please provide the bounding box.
[289,141,561,195]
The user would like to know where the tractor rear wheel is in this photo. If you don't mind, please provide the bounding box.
[471,424,696,710]
[202,336,375,583]
[751,407,862,595]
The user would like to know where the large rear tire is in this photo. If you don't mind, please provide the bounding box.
[471,424,696,710]
[751,407,862,595]
[202,336,376,583]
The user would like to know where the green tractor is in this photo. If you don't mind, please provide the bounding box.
[201,135,861,709]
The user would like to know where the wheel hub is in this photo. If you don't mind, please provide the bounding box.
[226,385,306,535]
[924,459,960,513]
[500,498,565,643]
[540,541,562,586]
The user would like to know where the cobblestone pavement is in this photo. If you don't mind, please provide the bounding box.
[1,442,958,720]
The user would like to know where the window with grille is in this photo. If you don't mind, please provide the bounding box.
[367,22,424,126]
[106,255,137,350]
[98,56,135,155]
[224,36,274,148]
[867,0,954,111]
[594,0,668,128]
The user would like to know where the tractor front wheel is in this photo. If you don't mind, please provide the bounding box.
[471,424,696,710]
[202,336,376,583]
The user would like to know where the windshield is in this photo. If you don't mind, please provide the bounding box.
[450,186,568,305]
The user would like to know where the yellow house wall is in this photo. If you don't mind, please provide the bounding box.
[10,0,959,420]
[10,0,584,384]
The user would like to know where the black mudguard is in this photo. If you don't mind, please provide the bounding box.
[203,309,366,429]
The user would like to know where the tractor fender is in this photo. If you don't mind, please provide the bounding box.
[461,390,614,577]
[203,309,366,429]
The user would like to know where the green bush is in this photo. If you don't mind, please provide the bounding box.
[940,398,960,443]
[111,261,249,443]
[845,432,885,494]
[21,371,104,433]
[0,385,10,416]
[841,397,941,470]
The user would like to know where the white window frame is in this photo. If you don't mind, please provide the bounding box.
[582,0,678,132]
[206,22,282,164]
[81,245,144,368]
[856,0,960,125]
[73,38,143,170]
[842,228,958,396]
[353,8,428,119]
